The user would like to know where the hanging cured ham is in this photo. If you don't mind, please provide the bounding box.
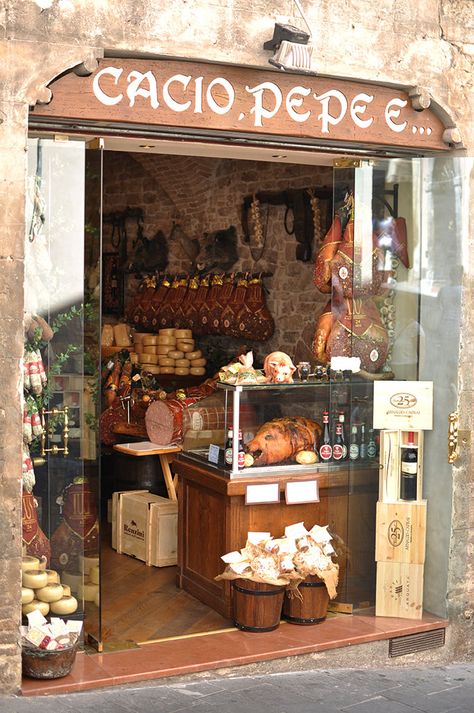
[148,276,171,330]
[199,274,224,335]
[313,214,342,293]
[209,273,235,335]
[234,275,275,341]
[330,220,390,298]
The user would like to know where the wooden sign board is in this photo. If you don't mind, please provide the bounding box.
[373,381,433,431]
[31,58,449,152]
[375,500,427,565]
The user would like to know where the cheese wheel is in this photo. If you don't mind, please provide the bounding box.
[36,583,65,603]
[186,350,202,361]
[143,345,159,354]
[158,357,175,367]
[78,581,99,602]
[160,367,175,375]
[90,565,100,585]
[142,336,160,346]
[175,368,190,376]
[23,569,48,589]
[177,341,195,353]
[62,571,83,594]
[159,328,175,336]
[140,353,159,364]
[21,556,40,572]
[157,335,176,346]
[50,596,78,616]
[45,569,60,584]
[37,557,47,570]
[190,367,206,376]
[22,599,50,616]
[175,359,190,368]
[22,587,35,605]
[142,365,160,375]
[176,337,194,345]
[62,584,71,597]
[174,329,192,339]
[156,345,174,355]
[94,591,100,607]
[167,350,184,360]
[133,332,153,343]
[189,357,206,367]
[80,555,100,575]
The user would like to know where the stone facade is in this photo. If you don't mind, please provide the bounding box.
[0,0,473,694]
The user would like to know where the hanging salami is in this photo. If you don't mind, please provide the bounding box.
[234,276,275,341]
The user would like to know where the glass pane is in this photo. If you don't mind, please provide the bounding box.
[24,138,102,644]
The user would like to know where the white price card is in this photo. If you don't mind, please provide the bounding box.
[208,443,221,464]
[245,483,280,505]
[373,381,433,431]
[285,480,319,505]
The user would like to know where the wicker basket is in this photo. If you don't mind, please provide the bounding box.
[22,642,78,679]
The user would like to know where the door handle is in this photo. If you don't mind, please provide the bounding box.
[448,411,459,464]
[40,406,69,457]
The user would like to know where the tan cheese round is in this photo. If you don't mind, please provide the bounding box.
[94,591,100,607]
[142,336,160,346]
[23,569,48,589]
[156,345,174,355]
[45,569,60,584]
[159,328,175,336]
[90,565,100,585]
[174,329,192,339]
[62,584,71,597]
[177,341,195,353]
[80,555,100,575]
[167,350,184,360]
[36,583,65,603]
[158,357,175,367]
[175,359,191,368]
[21,587,35,605]
[157,335,176,346]
[140,353,159,364]
[21,556,40,572]
[186,350,202,361]
[142,364,160,375]
[175,368,190,376]
[160,366,175,375]
[22,599,50,617]
[190,367,206,376]
[133,332,154,343]
[50,596,78,616]
[62,571,83,594]
[189,357,206,367]
[143,345,159,354]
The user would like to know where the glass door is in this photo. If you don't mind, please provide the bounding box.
[325,157,469,615]
[24,137,103,647]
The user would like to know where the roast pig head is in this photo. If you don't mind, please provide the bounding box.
[194,225,238,273]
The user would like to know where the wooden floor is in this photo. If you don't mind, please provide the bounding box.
[85,535,232,647]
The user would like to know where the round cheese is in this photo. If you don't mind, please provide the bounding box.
[50,596,78,616]
[157,335,176,346]
[36,583,65,603]
[160,367,175,375]
[186,350,202,361]
[190,367,206,376]
[142,336,160,346]
[80,555,100,575]
[21,556,40,572]
[94,591,100,607]
[174,329,192,339]
[37,558,47,570]
[143,345,159,354]
[45,569,60,584]
[175,359,190,368]
[62,571,83,594]
[189,357,206,367]
[159,328,175,336]
[23,569,48,589]
[61,584,71,597]
[78,581,99,602]
[133,332,153,343]
[156,345,174,355]
[89,565,100,585]
[21,587,35,605]
[167,350,184,360]
[142,364,160,375]
[175,368,190,376]
[140,353,159,364]
[158,357,175,367]
[177,341,195,353]
[22,599,50,616]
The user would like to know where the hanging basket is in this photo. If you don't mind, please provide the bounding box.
[282,575,329,625]
[232,578,285,633]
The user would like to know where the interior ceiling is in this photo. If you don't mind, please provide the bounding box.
[97,136,340,166]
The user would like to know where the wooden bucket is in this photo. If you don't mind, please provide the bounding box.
[282,575,329,625]
[232,578,285,632]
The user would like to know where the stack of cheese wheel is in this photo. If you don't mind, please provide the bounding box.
[133,332,154,364]
[136,329,207,377]
[77,555,100,608]
[21,556,78,617]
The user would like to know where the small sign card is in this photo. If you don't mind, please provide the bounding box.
[373,381,433,431]
[285,480,319,505]
[245,483,280,505]
[208,443,221,465]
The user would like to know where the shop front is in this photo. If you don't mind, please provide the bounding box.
[10,46,472,693]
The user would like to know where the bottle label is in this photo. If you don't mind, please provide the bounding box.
[225,448,233,466]
[367,443,377,458]
[319,444,332,461]
[238,451,245,468]
[349,444,359,460]
[342,445,348,459]
[333,444,343,460]
[401,462,417,474]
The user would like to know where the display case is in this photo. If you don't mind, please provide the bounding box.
[182,379,378,479]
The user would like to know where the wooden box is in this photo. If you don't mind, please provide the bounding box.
[114,490,178,567]
[378,430,424,503]
[111,489,147,550]
[375,561,424,619]
[375,500,427,564]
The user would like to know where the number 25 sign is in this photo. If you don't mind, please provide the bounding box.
[373,381,433,431]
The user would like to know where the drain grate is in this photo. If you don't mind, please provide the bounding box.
[389,628,446,657]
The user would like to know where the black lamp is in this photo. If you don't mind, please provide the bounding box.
[263,22,310,51]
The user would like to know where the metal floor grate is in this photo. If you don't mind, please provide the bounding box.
[389,628,446,657]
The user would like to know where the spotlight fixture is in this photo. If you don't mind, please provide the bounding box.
[264,2,315,72]
[263,22,310,51]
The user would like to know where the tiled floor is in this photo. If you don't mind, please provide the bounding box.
[22,610,447,696]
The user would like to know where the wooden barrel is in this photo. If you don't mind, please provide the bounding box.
[282,575,329,625]
[232,578,285,632]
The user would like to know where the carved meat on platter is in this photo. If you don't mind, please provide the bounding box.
[246,417,322,466]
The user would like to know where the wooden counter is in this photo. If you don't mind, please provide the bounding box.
[174,455,378,619]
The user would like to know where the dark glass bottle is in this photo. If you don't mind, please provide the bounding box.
[338,413,348,460]
[237,429,245,470]
[319,411,332,462]
[349,425,359,461]
[224,429,233,467]
[367,428,377,459]
[400,431,418,500]
[359,424,367,460]
[332,422,344,461]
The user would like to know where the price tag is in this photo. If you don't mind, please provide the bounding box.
[373,381,433,430]
[245,483,280,505]
[207,444,221,465]
[285,480,319,505]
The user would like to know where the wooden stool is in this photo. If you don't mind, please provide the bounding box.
[112,442,181,501]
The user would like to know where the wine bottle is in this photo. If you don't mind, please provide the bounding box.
[367,428,377,459]
[349,425,359,461]
[224,429,234,467]
[237,429,245,470]
[319,411,333,462]
[338,413,348,459]
[359,424,367,460]
[400,431,418,500]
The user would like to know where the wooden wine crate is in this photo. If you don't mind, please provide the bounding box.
[113,490,178,567]
[378,430,424,503]
[375,561,424,619]
[375,500,427,564]
[111,489,148,550]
